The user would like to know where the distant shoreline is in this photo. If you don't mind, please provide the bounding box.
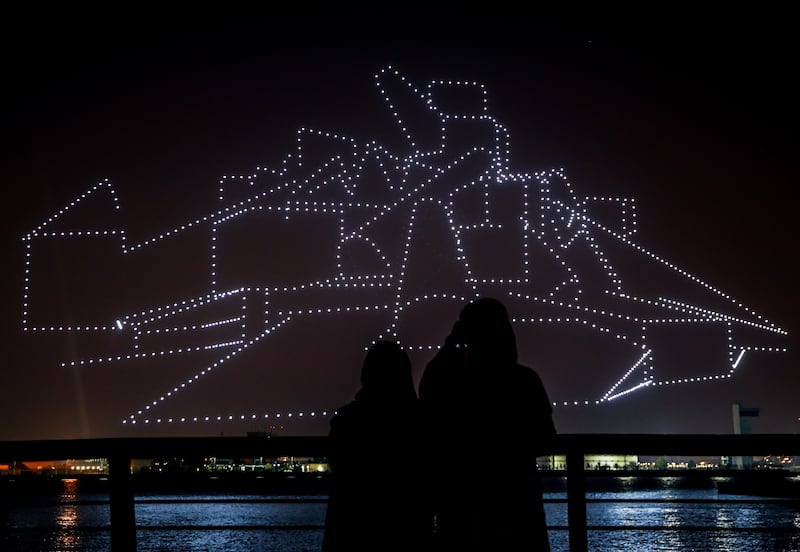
[2,468,798,498]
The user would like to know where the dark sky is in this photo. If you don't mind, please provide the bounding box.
[1,14,797,440]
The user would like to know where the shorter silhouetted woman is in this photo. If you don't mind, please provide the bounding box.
[322,340,433,551]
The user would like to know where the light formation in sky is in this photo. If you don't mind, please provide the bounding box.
[21,66,788,430]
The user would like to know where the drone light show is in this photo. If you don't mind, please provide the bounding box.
[19,65,789,437]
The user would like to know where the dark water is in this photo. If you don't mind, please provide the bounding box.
[2,475,799,551]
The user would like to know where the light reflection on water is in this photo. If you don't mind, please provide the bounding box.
[3,477,800,551]
[136,498,328,527]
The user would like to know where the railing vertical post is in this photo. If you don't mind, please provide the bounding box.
[566,450,588,552]
[0,484,8,544]
[108,452,136,552]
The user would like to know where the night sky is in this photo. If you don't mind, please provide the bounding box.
[1,14,797,440]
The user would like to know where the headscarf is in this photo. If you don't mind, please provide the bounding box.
[458,297,518,365]
[357,340,417,403]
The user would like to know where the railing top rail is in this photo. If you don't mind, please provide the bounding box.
[1,433,799,462]
[0,435,327,462]
[554,433,800,456]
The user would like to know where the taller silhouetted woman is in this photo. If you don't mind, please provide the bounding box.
[420,297,556,551]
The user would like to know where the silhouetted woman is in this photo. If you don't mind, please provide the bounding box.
[322,340,433,551]
[419,297,556,551]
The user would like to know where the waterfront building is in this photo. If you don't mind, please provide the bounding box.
[545,455,639,471]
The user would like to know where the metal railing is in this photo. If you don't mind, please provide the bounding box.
[1,433,799,551]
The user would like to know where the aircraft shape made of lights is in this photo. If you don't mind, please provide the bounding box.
[22,66,788,431]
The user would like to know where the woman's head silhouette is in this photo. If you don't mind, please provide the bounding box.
[458,297,518,365]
